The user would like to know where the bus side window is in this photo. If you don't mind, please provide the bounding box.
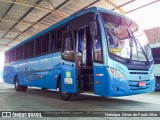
[41,33,49,54]
[35,38,42,56]
[19,45,24,60]
[62,31,74,61]
[28,41,35,58]
[50,30,55,52]
[16,47,20,61]
[24,42,29,59]
[55,28,62,50]
[13,49,16,61]
[93,22,103,62]
[5,52,8,63]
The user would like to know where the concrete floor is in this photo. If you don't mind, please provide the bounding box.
[0,81,160,120]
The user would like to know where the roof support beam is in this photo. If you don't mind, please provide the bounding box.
[0,0,15,23]
[0,38,22,41]
[0,18,47,28]
[78,0,100,12]
[104,0,126,14]
[126,0,160,14]
[55,0,71,10]
[0,0,69,18]
[0,0,44,41]
[112,0,136,13]
[0,30,32,36]
[5,12,52,47]
[3,0,101,48]
[4,0,73,47]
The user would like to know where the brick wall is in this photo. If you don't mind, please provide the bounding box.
[145,27,160,44]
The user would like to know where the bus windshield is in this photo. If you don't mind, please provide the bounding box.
[100,12,152,61]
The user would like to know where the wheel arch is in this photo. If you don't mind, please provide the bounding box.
[56,74,61,89]
[13,74,18,84]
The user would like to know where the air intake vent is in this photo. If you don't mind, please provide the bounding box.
[128,68,149,71]
[130,72,148,74]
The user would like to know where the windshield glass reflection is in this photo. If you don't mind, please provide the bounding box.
[100,12,152,61]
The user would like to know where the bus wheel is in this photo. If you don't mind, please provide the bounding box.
[41,88,47,90]
[58,80,77,101]
[14,76,28,91]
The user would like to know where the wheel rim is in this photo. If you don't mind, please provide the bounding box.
[15,80,18,89]
[61,92,70,97]
[59,86,71,99]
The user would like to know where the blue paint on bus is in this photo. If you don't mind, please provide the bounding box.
[3,7,155,99]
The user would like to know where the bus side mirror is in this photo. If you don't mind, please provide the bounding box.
[89,21,97,37]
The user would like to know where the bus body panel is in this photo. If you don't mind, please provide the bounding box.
[93,66,107,96]
[3,7,155,98]
[3,66,15,84]
[61,61,77,93]
[105,77,155,97]
[3,52,62,89]
[93,65,155,97]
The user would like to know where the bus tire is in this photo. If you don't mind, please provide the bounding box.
[14,76,27,91]
[58,79,77,101]
[41,88,47,90]
[69,93,78,101]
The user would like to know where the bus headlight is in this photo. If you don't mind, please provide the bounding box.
[150,70,155,80]
[109,68,127,80]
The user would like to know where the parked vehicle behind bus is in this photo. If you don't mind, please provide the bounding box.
[151,44,160,90]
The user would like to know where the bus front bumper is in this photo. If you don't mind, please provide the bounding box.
[104,78,156,97]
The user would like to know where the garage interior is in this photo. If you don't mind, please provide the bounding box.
[0,0,159,52]
[0,0,160,119]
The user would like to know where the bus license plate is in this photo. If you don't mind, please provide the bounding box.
[138,82,146,87]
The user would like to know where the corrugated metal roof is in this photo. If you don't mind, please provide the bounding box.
[0,0,159,52]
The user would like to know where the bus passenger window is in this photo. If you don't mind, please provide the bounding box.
[19,45,24,59]
[28,41,35,57]
[93,23,103,62]
[62,31,74,61]
[35,38,42,56]
[55,29,62,50]
[11,50,16,62]
[16,47,20,60]
[50,30,55,52]
[24,43,29,59]
[41,34,49,53]
[5,52,9,63]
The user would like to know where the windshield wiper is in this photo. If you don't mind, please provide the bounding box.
[135,39,149,64]
[127,28,133,63]
[127,28,149,65]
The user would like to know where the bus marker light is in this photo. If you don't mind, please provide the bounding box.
[138,82,146,87]
[95,81,99,84]
[96,74,103,76]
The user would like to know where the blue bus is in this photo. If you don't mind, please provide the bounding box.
[3,7,155,100]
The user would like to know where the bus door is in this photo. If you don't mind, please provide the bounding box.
[90,18,106,96]
[61,30,77,93]
[75,27,94,92]
[70,12,97,93]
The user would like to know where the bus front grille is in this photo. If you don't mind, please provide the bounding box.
[129,80,150,90]
[129,72,148,74]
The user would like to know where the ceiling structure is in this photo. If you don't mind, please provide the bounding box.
[0,0,159,52]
